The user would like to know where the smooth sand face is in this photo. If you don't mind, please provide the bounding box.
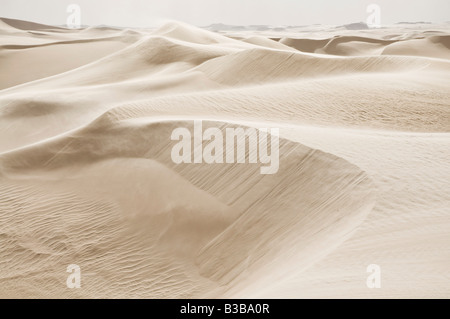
[0,17,449,298]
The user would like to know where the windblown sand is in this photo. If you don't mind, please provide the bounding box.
[0,17,449,298]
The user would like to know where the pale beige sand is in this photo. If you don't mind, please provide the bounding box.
[0,18,449,298]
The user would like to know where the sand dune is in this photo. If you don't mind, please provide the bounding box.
[0,18,449,298]
[0,17,65,32]
[0,120,374,298]
[279,32,450,59]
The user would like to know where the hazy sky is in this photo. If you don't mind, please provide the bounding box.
[1,0,449,27]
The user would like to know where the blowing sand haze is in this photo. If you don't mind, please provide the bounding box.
[0,8,449,299]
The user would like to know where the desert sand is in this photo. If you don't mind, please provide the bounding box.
[0,17,449,298]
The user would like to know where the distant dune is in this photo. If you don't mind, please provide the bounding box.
[0,18,449,298]
[0,17,65,31]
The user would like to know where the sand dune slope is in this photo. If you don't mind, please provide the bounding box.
[0,119,374,298]
[279,32,450,59]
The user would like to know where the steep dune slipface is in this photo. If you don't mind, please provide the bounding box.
[0,119,374,298]
[279,38,330,53]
